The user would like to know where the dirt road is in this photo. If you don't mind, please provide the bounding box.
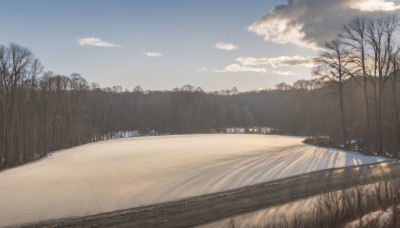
[20,160,400,228]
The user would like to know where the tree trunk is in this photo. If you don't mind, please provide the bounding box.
[363,81,370,151]
[392,68,400,158]
[339,85,347,145]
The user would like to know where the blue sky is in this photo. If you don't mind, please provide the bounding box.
[1,0,397,91]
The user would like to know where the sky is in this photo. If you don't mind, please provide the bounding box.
[1,0,399,91]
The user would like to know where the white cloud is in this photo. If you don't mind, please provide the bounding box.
[215,55,315,74]
[78,37,120,47]
[249,0,400,49]
[197,67,207,72]
[352,0,400,11]
[249,18,319,50]
[215,64,297,75]
[236,56,316,68]
[272,70,296,76]
[142,52,163,57]
[216,64,267,73]
[214,42,238,51]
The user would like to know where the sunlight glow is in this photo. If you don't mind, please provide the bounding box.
[249,18,320,50]
[352,0,400,11]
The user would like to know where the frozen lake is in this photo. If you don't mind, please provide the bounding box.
[0,134,386,226]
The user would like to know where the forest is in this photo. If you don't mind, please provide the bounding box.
[1,15,400,170]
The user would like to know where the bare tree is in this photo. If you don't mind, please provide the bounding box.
[276,82,293,91]
[341,16,372,150]
[366,15,400,154]
[314,39,351,144]
[390,48,400,157]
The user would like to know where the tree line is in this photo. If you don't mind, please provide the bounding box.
[0,46,254,169]
[1,15,400,169]
[313,15,400,155]
[255,15,400,156]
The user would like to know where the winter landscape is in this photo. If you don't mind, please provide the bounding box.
[0,134,386,226]
[2,0,400,227]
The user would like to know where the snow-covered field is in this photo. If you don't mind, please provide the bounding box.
[0,134,386,226]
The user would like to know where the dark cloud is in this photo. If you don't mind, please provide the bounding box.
[249,0,400,49]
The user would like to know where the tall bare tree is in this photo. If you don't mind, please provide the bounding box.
[390,48,400,157]
[366,15,400,154]
[314,39,351,144]
[341,16,373,150]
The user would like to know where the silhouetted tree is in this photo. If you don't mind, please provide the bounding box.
[314,39,351,144]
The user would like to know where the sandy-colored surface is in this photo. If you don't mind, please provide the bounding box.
[26,161,400,228]
[0,134,385,226]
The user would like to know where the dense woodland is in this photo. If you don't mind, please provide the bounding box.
[1,15,400,169]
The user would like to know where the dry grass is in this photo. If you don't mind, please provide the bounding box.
[226,178,400,228]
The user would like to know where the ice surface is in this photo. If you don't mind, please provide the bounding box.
[0,134,385,226]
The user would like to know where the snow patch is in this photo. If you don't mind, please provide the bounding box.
[0,134,386,226]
